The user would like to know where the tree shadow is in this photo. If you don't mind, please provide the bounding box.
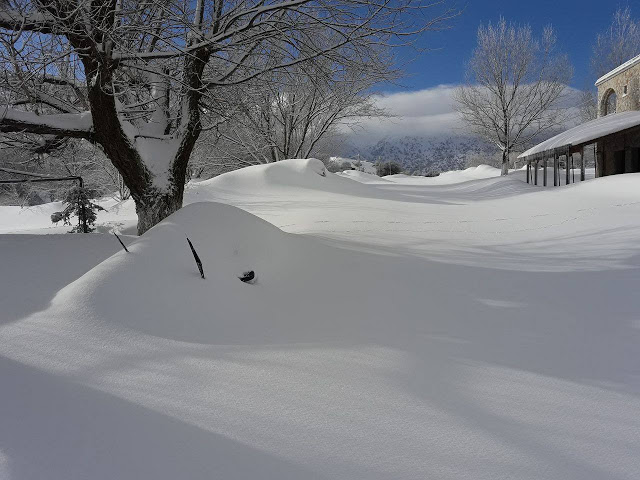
[0,234,133,326]
[0,356,326,480]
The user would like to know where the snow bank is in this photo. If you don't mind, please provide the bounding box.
[386,165,502,185]
[335,170,390,183]
[192,158,389,202]
[37,202,340,342]
[0,197,137,235]
[2,161,640,480]
[0,202,65,234]
[0,233,133,326]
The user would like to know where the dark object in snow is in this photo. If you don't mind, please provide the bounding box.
[239,270,255,283]
[113,232,129,253]
[186,236,205,279]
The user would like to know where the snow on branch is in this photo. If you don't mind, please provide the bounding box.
[0,9,60,34]
[0,108,93,138]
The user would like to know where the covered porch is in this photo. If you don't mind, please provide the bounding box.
[518,111,640,186]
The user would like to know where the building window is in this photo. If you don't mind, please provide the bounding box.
[623,85,628,95]
[604,90,617,116]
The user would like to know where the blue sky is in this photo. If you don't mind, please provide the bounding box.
[391,0,630,92]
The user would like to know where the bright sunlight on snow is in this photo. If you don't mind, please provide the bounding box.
[0,159,639,479]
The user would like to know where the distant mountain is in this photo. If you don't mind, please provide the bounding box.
[343,135,499,175]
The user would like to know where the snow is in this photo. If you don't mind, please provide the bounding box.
[121,120,180,192]
[135,136,180,191]
[0,108,93,132]
[518,111,640,158]
[329,156,378,175]
[1,158,640,479]
[335,169,390,183]
[0,234,134,326]
[381,165,502,185]
[595,53,640,86]
[0,198,137,234]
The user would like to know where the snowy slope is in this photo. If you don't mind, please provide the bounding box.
[335,169,389,183]
[382,164,502,185]
[1,159,640,479]
[0,197,137,235]
[0,233,134,326]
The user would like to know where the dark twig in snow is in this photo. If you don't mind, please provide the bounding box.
[113,232,129,253]
[186,236,205,279]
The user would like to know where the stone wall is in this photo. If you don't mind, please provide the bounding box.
[597,61,640,117]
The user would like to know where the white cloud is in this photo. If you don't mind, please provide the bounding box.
[343,85,469,146]
[343,84,582,147]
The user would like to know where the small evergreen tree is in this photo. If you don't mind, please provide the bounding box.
[51,186,105,233]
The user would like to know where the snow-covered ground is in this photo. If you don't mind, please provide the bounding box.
[0,159,639,479]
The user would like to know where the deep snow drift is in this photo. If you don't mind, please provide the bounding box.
[1,159,639,479]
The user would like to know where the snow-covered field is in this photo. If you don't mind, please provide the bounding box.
[1,160,639,479]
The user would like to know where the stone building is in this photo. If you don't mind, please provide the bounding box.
[596,53,640,117]
[518,54,640,185]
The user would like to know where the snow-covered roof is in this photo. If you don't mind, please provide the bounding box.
[518,111,640,158]
[595,53,640,86]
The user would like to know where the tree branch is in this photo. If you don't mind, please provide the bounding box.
[0,108,93,139]
[0,9,60,34]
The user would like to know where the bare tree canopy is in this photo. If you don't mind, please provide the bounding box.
[591,6,640,78]
[454,18,573,175]
[0,0,457,233]
[202,48,390,170]
[577,88,598,123]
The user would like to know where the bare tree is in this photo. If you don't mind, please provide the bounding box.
[0,0,456,233]
[209,48,390,168]
[577,88,598,123]
[0,136,131,204]
[591,6,640,79]
[454,18,573,175]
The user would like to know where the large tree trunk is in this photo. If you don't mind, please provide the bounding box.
[135,190,183,235]
[82,56,202,235]
[501,149,509,176]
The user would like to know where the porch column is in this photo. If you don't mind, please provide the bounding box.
[566,154,570,185]
[625,147,633,173]
[543,156,548,186]
[596,141,604,177]
[580,147,586,181]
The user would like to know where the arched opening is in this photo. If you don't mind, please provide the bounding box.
[602,89,617,116]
